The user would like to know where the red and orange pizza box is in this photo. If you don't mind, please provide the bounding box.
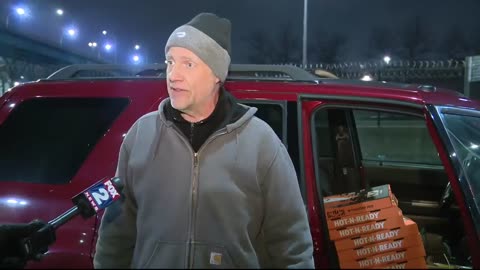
[337,232,423,262]
[372,257,428,269]
[327,205,403,230]
[339,245,426,269]
[324,184,398,220]
[329,214,405,241]
[334,217,419,251]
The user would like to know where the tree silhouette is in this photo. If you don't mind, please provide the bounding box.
[400,16,432,60]
[245,23,301,64]
[310,31,347,63]
[441,25,470,59]
[367,26,400,60]
[273,23,301,63]
[244,30,276,64]
[467,26,480,56]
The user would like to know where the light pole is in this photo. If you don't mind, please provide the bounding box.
[134,44,149,64]
[54,8,65,44]
[102,30,118,63]
[104,43,118,63]
[60,27,77,47]
[89,42,99,59]
[5,7,27,29]
[302,0,308,67]
[380,55,391,81]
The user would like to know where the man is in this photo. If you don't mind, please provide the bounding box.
[93,12,314,268]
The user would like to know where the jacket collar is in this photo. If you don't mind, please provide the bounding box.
[158,88,257,132]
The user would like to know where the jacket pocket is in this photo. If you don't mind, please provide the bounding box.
[193,242,235,269]
[141,241,186,269]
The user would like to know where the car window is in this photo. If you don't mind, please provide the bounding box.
[311,107,448,200]
[0,97,129,184]
[311,108,354,196]
[240,102,284,142]
[353,110,442,165]
[240,101,306,195]
[313,109,334,157]
[441,112,480,219]
[311,105,473,268]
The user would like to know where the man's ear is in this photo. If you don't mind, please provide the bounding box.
[215,77,221,84]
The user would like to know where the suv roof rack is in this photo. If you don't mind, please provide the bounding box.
[43,63,320,83]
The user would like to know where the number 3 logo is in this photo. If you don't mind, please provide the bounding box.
[92,188,110,205]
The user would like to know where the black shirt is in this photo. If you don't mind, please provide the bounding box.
[164,88,246,152]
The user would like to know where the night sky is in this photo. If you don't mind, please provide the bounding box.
[1,0,479,64]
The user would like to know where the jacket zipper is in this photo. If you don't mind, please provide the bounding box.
[188,152,199,268]
[190,123,194,146]
[186,128,227,269]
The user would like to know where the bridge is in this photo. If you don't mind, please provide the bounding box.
[0,28,104,94]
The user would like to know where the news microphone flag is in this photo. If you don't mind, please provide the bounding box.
[83,178,121,212]
[71,177,123,220]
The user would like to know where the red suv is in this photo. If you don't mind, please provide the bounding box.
[0,64,479,269]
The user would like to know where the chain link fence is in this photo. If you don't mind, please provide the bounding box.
[287,59,465,81]
[285,59,466,91]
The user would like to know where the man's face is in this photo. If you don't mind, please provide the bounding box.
[165,47,220,114]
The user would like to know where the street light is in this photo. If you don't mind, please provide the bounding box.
[67,28,76,36]
[16,8,26,15]
[89,42,100,59]
[56,9,64,16]
[104,43,117,63]
[361,74,373,81]
[133,44,149,64]
[89,42,98,49]
[5,6,28,29]
[383,55,391,65]
[60,27,78,46]
[132,54,140,64]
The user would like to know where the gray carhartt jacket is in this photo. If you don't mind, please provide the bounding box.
[93,98,314,268]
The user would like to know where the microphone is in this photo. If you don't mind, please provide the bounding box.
[55,177,123,228]
[20,177,124,260]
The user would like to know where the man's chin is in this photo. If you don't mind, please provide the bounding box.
[170,100,188,112]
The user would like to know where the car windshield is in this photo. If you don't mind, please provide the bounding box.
[441,110,480,215]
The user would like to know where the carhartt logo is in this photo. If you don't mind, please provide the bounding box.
[176,31,186,38]
[210,252,222,265]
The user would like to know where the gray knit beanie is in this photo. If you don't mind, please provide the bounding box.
[165,13,232,82]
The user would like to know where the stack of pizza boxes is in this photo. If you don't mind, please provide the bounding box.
[323,184,428,269]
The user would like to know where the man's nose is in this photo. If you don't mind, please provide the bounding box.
[168,65,183,82]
